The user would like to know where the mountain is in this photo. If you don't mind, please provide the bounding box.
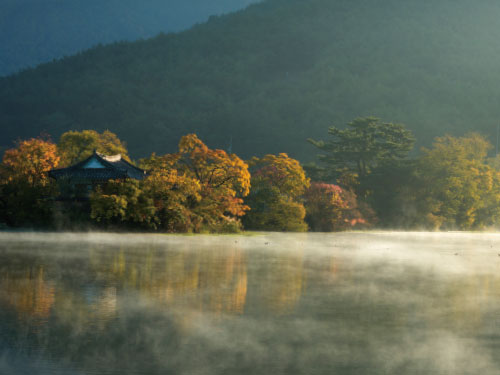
[0,0,257,76]
[2,0,500,161]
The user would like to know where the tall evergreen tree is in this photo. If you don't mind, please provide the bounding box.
[308,117,415,180]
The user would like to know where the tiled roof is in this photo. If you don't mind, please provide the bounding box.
[49,151,147,181]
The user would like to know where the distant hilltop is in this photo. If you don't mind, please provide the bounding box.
[0,0,257,76]
[2,0,500,160]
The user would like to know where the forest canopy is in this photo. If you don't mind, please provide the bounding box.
[3,123,500,232]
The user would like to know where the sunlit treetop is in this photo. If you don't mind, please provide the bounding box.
[176,134,251,197]
[421,132,491,165]
[249,153,310,199]
[58,130,130,167]
[1,137,59,186]
[417,133,500,230]
[139,134,251,225]
[138,152,177,172]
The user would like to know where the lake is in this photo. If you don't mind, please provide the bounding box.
[1,231,500,374]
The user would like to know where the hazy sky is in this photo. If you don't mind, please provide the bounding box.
[0,0,259,76]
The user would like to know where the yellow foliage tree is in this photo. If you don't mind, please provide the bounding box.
[416,133,500,230]
[141,167,202,231]
[177,134,251,196]
[249,153,310,199]
[58,130,129,166]
[244,153,310,231]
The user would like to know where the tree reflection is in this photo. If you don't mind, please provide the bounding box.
[4,235,500,375]
[89,244,249,315]
[0,266,55,327]
[0,241,312,333]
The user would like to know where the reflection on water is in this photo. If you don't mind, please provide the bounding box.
[1,232,500,374]
[91,247,249,315]
[1,266,55,326]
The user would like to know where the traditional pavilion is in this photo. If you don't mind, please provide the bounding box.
[49,151,147,199]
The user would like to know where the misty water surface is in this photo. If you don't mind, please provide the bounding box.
[1,232,500,374]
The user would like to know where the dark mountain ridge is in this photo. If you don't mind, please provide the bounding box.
[0,0,257,76]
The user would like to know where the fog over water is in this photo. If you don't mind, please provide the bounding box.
[1,232,500,374]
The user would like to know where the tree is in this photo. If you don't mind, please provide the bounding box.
[144,134,251,232]
[249,153,310,199]
[140,160,202,232]
[0,137,60,227]
[415,133,500,230]
[90,155,203,232]
[243,184,308,232]
[89,134,249,233]
[308,117,415,226]
[243,153,310,231]
[90,179,157,229]
[308,117,415,180]
[304,182,347,231]
[361,160,418,227]
[58,130,129,166]
[2,137,60,187]
[175,134,250,231]
[176,134,250,196]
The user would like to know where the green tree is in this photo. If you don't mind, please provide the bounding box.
[243,184,308,232]
[309,117,415,226]
[90,179,157,229]
[309,117,415,181]
[362,160,418,227]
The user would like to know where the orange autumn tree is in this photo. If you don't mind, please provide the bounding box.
[173,134,251,231]
[0,137,60,227]
[2,137,60,186]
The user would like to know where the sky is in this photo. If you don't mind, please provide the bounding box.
[0,0,259,76]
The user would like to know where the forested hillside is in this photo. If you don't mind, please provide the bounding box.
[2,0,500,160]
[0,0,257,76]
